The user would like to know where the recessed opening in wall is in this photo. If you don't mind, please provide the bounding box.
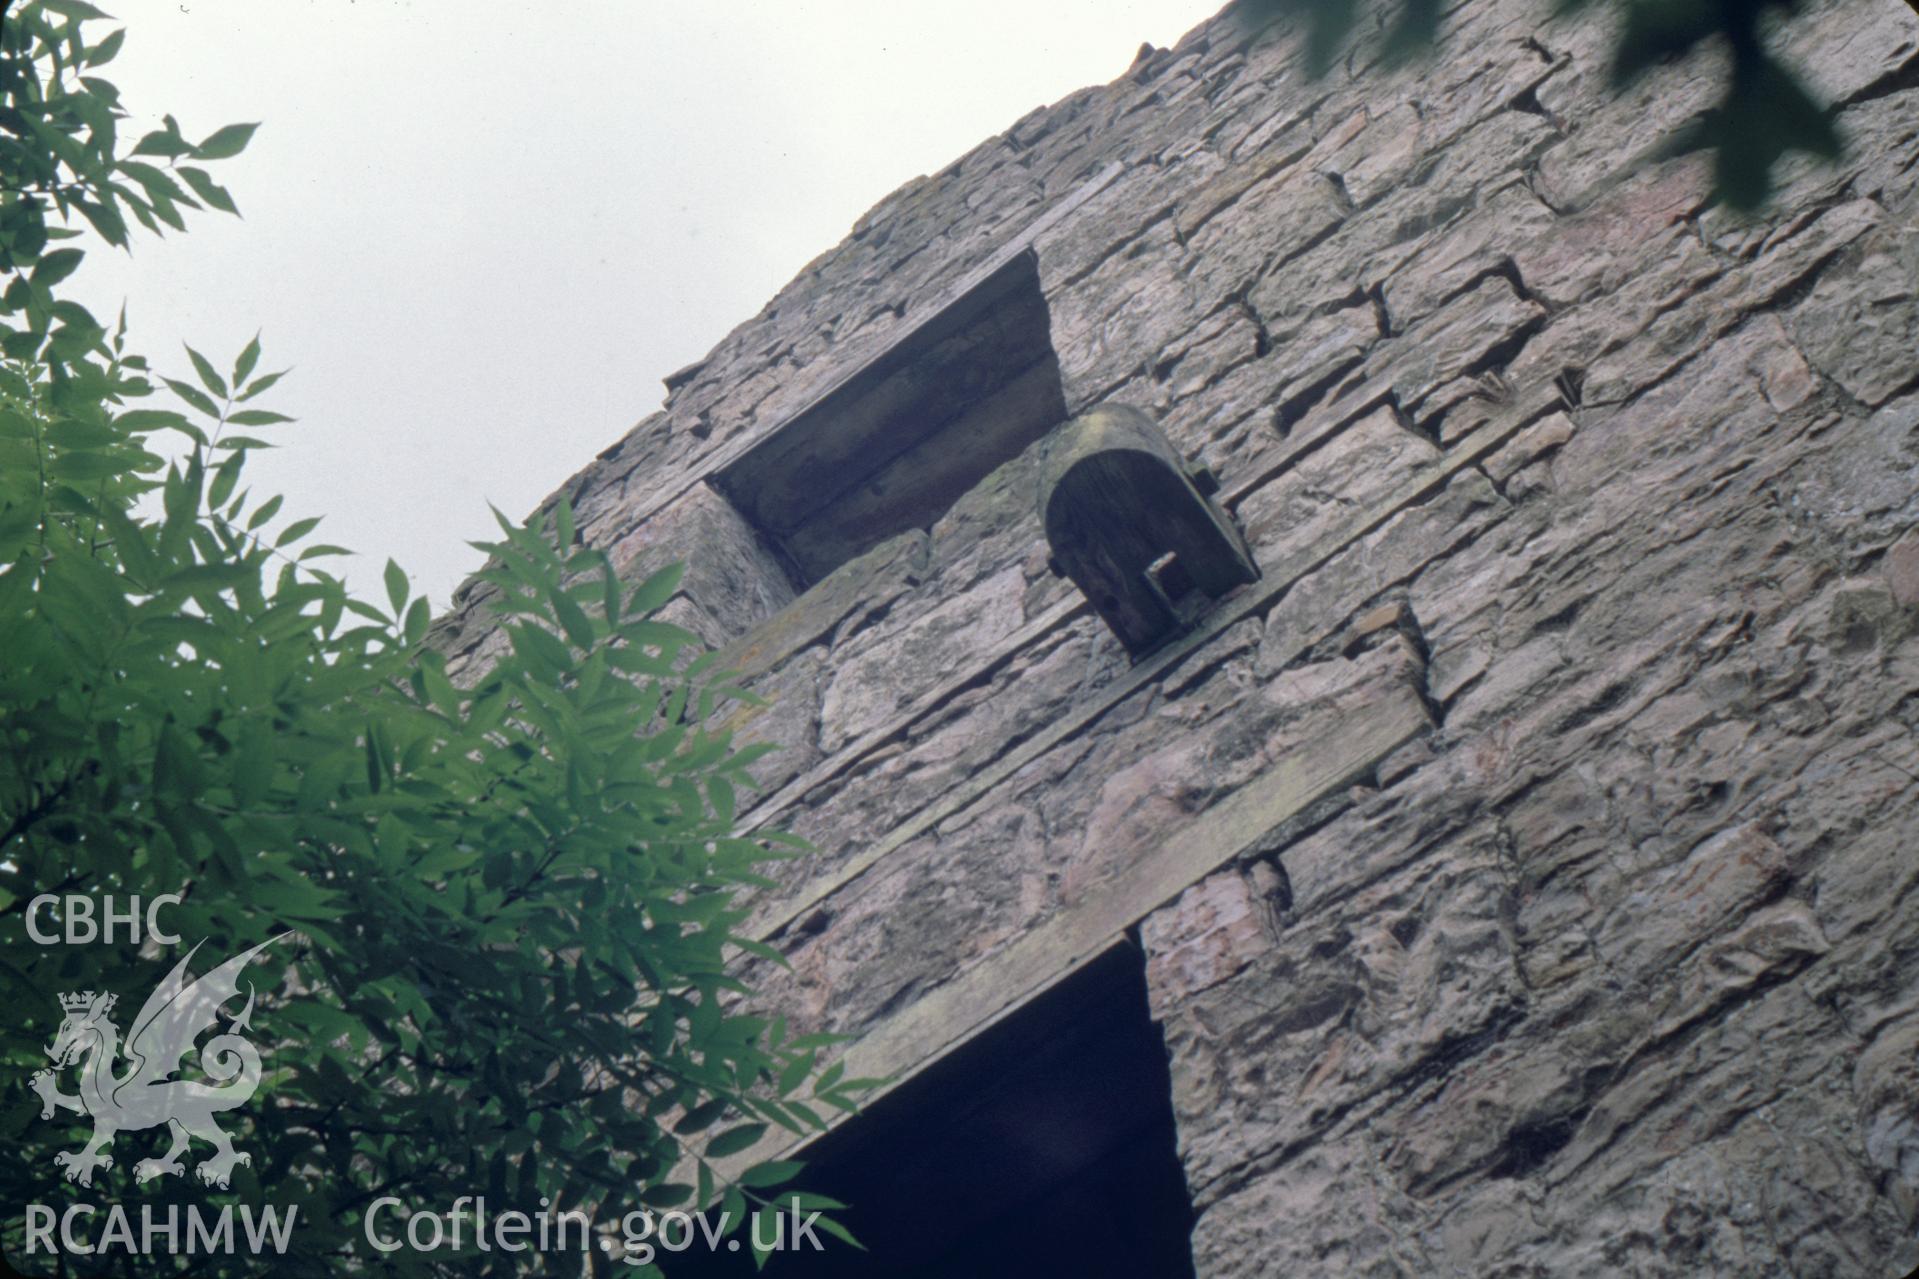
[713,249,1066,587]
[669,942,1197,1279]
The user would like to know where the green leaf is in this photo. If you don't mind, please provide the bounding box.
[30,248,85,288]
[115,407,190,433]
[225,408,293,426]
[419,654,461,718]
[121,160,192,206]
[74,197,129,248]
[275,515,321,547]
[232,331,261,386]
[175,165,238,215]
[404,596,429,645]
[600,558,622,627]
[637,1182,692,1208]
[627,563,684,616]
[85,25,125,66]
[130,127,192,159]
[207,454,239,509]
[720,1188,747,1238]
[185,343,228,398]
[810,1214,864,1252]
[161,562,248,594]
[776,1051,814,1097]
[674,1098,728,1135]
[163,376,219,418]
[737,1159,803,1189]
[238,368,288,400]
[703,1124,767,1159]
[47,417,117,448]
[41,0,113,20]
[49,449,123,482]
[384,558,409,615]
[549,587,595,650]
[194,121,260,161]
[246,493,284,531]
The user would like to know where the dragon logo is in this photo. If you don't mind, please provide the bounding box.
[29,935,285,1190]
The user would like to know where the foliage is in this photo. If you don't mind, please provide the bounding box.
[1237,0,1844,209]
[0,4,865,1274]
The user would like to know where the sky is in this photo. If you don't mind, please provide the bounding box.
[71,0,1226,609]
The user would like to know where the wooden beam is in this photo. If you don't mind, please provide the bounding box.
[742,387,1557,941]
[706,675,1432,1181]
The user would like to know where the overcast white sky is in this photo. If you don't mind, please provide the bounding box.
[71,1,1224,608]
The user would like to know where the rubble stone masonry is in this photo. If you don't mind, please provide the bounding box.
[431,0,1919,1271]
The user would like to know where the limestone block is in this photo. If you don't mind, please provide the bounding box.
[714,528,927,683]
[1235,406,1440,566]
[1188,1141,1428,1275]
[816,563,1027,755]
[1046,220,1203,404]
[605,484,796,643]
[1594,823,1794,977]
[1162,871,1310,1039]
[1856,1012,1919,1215]
[1379,181,1558,325]
[1483,410,1575,482]
[1886,526,1919,607]
[1581,197,1882,406]
[1166,829,1524,1200]
[1377,277,1547,416]
[1788,219,1919,407]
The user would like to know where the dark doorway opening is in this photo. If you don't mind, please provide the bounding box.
[665,941,1196,1278]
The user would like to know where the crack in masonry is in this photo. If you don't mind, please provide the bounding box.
[1304,282,1373,323]
[1152,293,1279,391]
[1461,311,1549,382]
[1508,83,1567,136]
[1368,281,1396,338]
[1555,365,1585,408]
[1521,159,1571,216]
[1475,460,1514,505]
[1388,393,1441,448]
[1320,168,1356,214]
[1401,605,1446,730]
[1239,296,1275,358]
[1431,255,1550,317]
[1519,34,1560,65]
[1318,593,1447,729]
[1273,358,1370,437]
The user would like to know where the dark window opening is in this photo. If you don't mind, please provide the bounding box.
[667,942,1196,1279]
[713,249,1066,588]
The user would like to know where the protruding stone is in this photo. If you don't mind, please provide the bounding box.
[1040,403,1259,656]
[1885,527,1919,608]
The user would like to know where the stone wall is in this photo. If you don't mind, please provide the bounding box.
[430,0,1919,1272]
